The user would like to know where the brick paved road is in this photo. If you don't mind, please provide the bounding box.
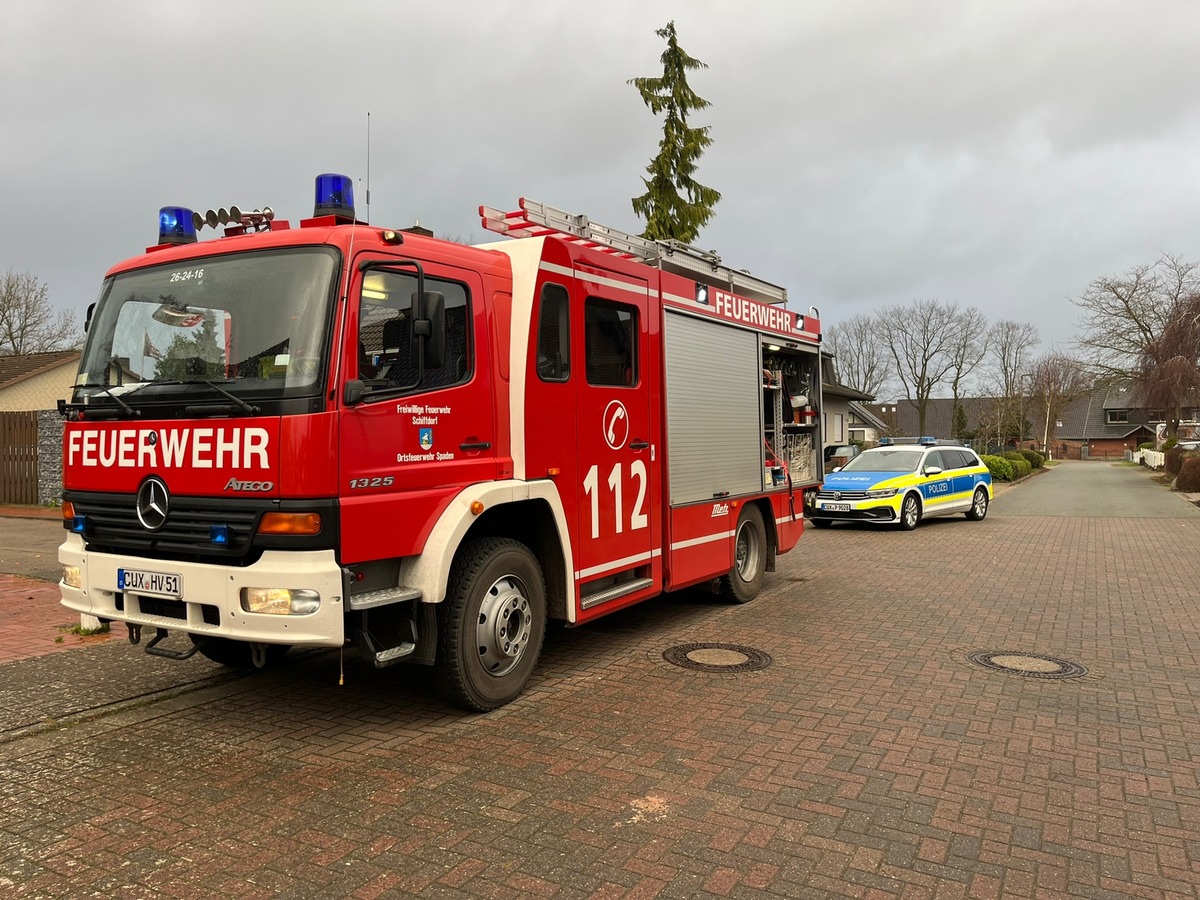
[2,463,1200,897]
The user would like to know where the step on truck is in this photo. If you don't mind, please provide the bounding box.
[58,175,825,710]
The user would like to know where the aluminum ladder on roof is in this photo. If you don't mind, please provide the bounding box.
[479,197,788,306]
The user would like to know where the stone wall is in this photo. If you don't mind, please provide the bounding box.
[37,409,64,505]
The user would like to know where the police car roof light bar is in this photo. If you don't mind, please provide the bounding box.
[479,197,789,307]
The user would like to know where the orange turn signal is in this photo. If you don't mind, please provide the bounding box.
[470,501,485,516]
[259,512,322,535]
[61,501,76,520]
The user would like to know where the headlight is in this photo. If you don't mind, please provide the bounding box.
[865,488,899,499]
[62,565,82,589]
[240,588,320,616]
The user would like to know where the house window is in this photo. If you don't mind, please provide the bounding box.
[1148,410,1164,423]
[1106,410,1129,424]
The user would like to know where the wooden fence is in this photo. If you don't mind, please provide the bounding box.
[0,411,38,504]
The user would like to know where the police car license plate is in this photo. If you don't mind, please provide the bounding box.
[822,502,851,512]
[117,568,182,598]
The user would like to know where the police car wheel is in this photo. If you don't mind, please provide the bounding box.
[721,505,766,603]
[966,487,989,521]
[898,493,921,530]
[434,537,547,712]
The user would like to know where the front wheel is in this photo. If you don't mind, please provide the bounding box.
[434,538,547,712]
[898,493,922,530]
[720,505,767,603]
[966,487,989,520]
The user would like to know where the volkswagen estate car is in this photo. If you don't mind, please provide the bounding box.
[806,438,992,530]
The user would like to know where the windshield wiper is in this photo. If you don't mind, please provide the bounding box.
[166,379,260,415]
[77,382,141,418]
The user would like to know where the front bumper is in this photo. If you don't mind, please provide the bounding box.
[58,533,345,646]
[805,496,901,524]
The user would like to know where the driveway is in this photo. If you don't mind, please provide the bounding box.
[2,462,1200,897]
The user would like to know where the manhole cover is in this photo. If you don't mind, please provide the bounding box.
[965,650,1088,680]
[663,643,772,673]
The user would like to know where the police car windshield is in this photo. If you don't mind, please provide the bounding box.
[75,248,339,405]
[840,449,924,473]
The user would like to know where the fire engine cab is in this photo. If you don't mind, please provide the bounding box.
[58,175,825,710]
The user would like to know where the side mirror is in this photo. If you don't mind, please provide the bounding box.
[411,291,446,370]
[84,302,96,334]
[923,465,943,476]
[344,379,365,406]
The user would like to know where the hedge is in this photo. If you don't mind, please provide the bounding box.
[982,454,1014,482]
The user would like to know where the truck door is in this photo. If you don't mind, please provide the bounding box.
[571,265,657,610]
[339,257,496,564]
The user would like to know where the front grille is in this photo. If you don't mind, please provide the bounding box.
[815,490,870,500]
[69,492,263,563]
[138,597,187,620]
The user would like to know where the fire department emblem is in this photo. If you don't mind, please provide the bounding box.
[419,428,433,450]
[603,401,629,450]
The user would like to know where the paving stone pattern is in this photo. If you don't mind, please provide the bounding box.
[2,479,1200,896]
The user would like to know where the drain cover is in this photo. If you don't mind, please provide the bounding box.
[663,643,772,673]
[966,650,1087,680]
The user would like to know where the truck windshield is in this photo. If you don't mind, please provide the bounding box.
[75,248,339,407]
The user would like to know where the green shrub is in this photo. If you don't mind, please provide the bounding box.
[1019,449,1044,469]
[1010,458,1032,478]
[1178,457,1200,492]
[1166,446,1184,476]
[1139,441,1155,450]
[1165,437,1178,451]
[1002,451,1025,462]
[982,454,1014,482]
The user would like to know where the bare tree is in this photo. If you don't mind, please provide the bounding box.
[1072,253,1198,381]
[945,307,989,440]
[1135,292,1200,440]
[984,319,1040,441]
[0,269,79,355]
[1028,353,1091,457]
[878,299,960,434]
[824,313,891,397]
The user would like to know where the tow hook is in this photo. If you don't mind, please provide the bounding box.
[250,643,269,669]
[127,623,142,645]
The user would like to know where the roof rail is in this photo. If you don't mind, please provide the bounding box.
[480,197,787,306]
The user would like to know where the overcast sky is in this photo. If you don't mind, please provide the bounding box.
[6,1,1200,357]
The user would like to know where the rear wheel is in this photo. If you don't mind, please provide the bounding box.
[189,636,290,669]
[720,505,767,603]
[898,493,922,530]
[434,538,547,712]
[966,487,989,520]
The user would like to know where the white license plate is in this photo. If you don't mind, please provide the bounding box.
[822,502,852,512]
[118,568,182,598]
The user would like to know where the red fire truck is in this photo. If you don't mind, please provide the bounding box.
[58,175,824,710]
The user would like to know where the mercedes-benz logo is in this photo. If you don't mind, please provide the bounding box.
[136,476,170,531]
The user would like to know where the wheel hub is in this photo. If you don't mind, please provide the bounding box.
[476,575,532,676]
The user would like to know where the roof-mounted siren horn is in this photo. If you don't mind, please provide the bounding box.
[158,207,198,245]
[314,173,356,221]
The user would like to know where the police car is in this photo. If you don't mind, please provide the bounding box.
[805,437,993,530]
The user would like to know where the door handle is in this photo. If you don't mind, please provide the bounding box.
[629,440,650,450]
[460,441,491,451]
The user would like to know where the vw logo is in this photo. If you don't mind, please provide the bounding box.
[136,476,170,531]
[833,491,842,501]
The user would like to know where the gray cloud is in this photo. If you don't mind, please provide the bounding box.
[5,0,1200,353]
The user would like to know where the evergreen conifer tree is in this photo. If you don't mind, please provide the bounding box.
[628,21,720,243]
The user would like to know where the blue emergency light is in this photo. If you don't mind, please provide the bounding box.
[314,173,355,219]
[158,206,198,245]
[210,524,231,545]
